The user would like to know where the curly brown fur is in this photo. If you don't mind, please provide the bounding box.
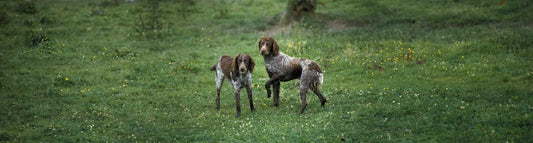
[258,36,326,114]
[210,54,256,117]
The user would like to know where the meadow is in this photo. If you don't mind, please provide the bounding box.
[0,0,531,142]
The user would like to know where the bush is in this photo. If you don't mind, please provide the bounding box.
[16,1,36,14]
[0,11,8,25]
[28,29,49,46]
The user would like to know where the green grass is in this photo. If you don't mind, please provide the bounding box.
[1,0,531,142]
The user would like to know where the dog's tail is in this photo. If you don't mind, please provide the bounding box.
[209,64,216,71]
[317,72,324,87]
[310,72,323,89]
[318,73,324,86]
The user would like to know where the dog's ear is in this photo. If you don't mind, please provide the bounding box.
[233,54,240,73]
[247,55,255,73]
[271,38,280,55]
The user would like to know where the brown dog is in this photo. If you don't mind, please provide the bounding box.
[258,36,326,114]
[210,54,256,117]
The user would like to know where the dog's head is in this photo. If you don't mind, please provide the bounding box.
[258,36,279,56]
[233,54,255,74]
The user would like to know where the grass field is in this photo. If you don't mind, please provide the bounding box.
[0,0,531,142]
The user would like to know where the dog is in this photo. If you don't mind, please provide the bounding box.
[258,36,326,114]
[210,54,256,117]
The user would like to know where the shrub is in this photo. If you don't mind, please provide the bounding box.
[16,1,36,14]
[0,11,8,25]
[28,29,49,46]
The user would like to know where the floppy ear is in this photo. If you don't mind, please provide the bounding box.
[271,38,280,55]
[248,55,255,73]
[233,54,240,73]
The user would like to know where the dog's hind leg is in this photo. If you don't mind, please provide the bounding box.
[299,79,311,114]
[299,87,309,114]
[312,87,326,107]
[215,72,224,110]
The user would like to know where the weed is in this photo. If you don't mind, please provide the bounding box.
[28,29,49,46]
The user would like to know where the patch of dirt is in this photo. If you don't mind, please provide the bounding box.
[260,22,295,36]
[327,19,349,31]
[260,19,351,35]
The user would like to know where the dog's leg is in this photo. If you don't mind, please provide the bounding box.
[299,87,309,114]
[216,90,221,110]
[265,75,280,98]
[264,82,272,98]
[299,80,310,114]
[264,84,271,98]
[273,81,280,107]
[215,74,224,110]
[312,87,327,107]
[246,85,255,112]
[234,88,242,117]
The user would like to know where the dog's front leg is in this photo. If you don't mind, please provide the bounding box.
[264,75,279,98]
[273,81,280,107]
[234,88,242,118]
[246,85,255,112]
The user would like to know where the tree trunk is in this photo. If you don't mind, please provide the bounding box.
[282,0,317,24]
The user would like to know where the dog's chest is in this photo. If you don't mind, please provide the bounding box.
[265,55,291,73]
[229,72,252,89]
